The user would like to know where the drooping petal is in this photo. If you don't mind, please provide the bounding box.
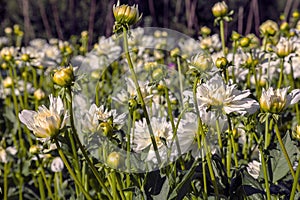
[19,110,37,131]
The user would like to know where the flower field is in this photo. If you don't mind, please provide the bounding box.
[1,1,300,199]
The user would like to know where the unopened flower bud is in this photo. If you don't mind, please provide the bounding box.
[144,62,157,71]
[259,20,278,37]
[212,1,228,18]
[170,48,180,57]
[81,31,88,38]
[190,52,213,72]
[232,128,239,140]
[152,68,164,80]
[91,71,101,79]
[275,38,294,58]
[157,84,166,93]
[29,145,41,155]
[113,1,142,26]
[231,31,240,41]
[292,125,300,141]
[292,10,299,19]
[3,77,13,88]
[128,98,137,109]
[21,54,30,62]
[53,66,74,87]
[1,63,8,70]
[240,37,250,47]
[215,57,228,69]
[280,22,290,32]
[4,27,12,35]
[200,26,211,36]
[34,88,45,101]
[99,122,113,137]
[106,151,124,169]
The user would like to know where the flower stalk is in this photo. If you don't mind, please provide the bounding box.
[65,86,113,200]
[54,139,93,200]
[122,26,161,164]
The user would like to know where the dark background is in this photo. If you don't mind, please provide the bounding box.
[0,0,298,46]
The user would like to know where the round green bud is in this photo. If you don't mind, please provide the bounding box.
[215,57,228,69]
[231,31,240,41]
[280,22,290,32]
[99,122,113,137]
[212,1,228,18]
[53,66,74,87]
[106,151,124,169]
[200,26,211,36]
[240,37,250,47]
[152,68,164,80]
[292,10,299,19]
[21,54,30,62]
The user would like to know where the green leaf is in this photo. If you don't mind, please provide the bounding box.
[269,133,298,183]
[152,178,170,200]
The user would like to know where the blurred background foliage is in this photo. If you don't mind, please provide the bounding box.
[0,0,299,47]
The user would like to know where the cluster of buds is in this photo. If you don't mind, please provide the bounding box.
[113,0,142,33]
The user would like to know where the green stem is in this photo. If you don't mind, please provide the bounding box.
[262,35,269,52]
[192,76,219,196]
[274,124,295,177]
[216,119,225,165]
[290,156,300,200]
[226,134,232,179]
[231,41,237,83]
[177,56,184,105]
[230,133,238,167]
[122,26,161,163]
[108,171,118,200]
[274,123,300,191]
[277,58,284,89]
[126,109,135,185]
[66,87,113,200]
[23,65,28,108]
[38,160,55,200]
[37,175,46,200]
[201,149,208,199]
[19,175,23,200]
[3,162,11,200]
[54,139,93,200]
[264,114,270,150]
[165,86,182,166]
[259,145,271,200]
[220,19,226,56]
[114,171,126,200]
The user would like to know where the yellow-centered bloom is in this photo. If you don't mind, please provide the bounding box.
[260,87,300,114]
[274,38,294,58]
[19,95,68,140]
